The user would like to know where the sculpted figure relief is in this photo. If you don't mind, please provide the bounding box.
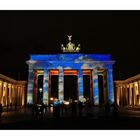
[61,35,81,53]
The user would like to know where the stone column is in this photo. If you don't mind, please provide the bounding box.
[107,69,114,104]
[116,86,120,106]
[3,82,7,106]
[8,84,12,105]
[19,86,21,106]
[122,86,125,105]
[125,85,128,105]
[0,81,3,104]
[133,82,138,105]
[103,71,108,104]
[78,69,83,101]
[138,81,140,92]
[21,87,24,106]
[138,81,140,105]
[43,69,49,105]
[58,69,64,102]
[20,86,23,106]
[11,85,14,104]
[21,87,23,106]
[126,84,130,105]
[124,85,128,106]
[27,65,34,104]
[92,69,99,105]
[17,86,19,105]
[14,85,18,105]
[120,86,123,106]
[1,82,4,106]
[129,83,132,105]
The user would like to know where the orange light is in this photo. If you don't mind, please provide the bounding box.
[35,70,44,75]
[64,70,78,75]
[83,70,92,75]
[49,70,59,75]
[50,97,54,101]
[63,101,70,105]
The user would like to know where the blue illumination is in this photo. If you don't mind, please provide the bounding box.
[30,54,112,61]
[27,53,115,105]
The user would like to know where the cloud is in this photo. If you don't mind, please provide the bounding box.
[64,67,72,69]
[43,83,48,89]
[81,64,89,69]
[56,66,63,69]
[75,56,95,63]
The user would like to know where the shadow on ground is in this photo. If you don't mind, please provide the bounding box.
[1,116,140,130]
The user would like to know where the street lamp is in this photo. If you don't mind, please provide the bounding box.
[39,88,43,93]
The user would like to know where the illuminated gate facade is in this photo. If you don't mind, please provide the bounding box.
[26,53,115,105]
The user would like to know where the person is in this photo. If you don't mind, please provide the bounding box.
[78,101,83,117]
[105,101,110,117]
[87,101,92,117]
[35,104,39,119]
[53,100,59,118]
[32,104,35,119]
[7,104,9,112]
[71,101,75,117]
[0,104,2,120]
[53,105,56,118]
[56,101,61,118]
[15,103,17,111]
[61,101,64,116]
[41,103,45,117]
[10,103,12,111]
[112,103,118,119]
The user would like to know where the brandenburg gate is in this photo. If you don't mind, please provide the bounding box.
[26,36,115,105]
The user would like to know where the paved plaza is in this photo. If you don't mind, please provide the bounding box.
[0,105,140,129]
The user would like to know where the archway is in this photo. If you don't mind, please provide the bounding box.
[64,70,78,101]
[34,70,44,104]
[49,70,59,101]
[83,70,93,103]
[98,69,108,105]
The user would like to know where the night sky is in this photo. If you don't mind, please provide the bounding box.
[0,10,140,81]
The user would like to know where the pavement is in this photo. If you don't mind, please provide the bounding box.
[0,105,140,129]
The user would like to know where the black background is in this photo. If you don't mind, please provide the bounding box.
[0,10,140,81]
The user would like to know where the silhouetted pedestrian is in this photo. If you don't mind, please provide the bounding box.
[32,104,35,118]
[112,103,118,119]
[7,104,9,112]
[53,101,59,118]
[87,102,92,117]
[56,103,61,118]
[41,103,45,117]
[105,101,110,117]
[10,103,12,111]
[15,103,17,111]
[71,101,77,117]
[71,101,75,116]
[59,102,63,117]
[78,101,83,117]
[53,105,56,118]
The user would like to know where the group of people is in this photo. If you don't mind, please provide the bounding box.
[53,100,87,118]
[31,100,86,119]
[31,103,46,119]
